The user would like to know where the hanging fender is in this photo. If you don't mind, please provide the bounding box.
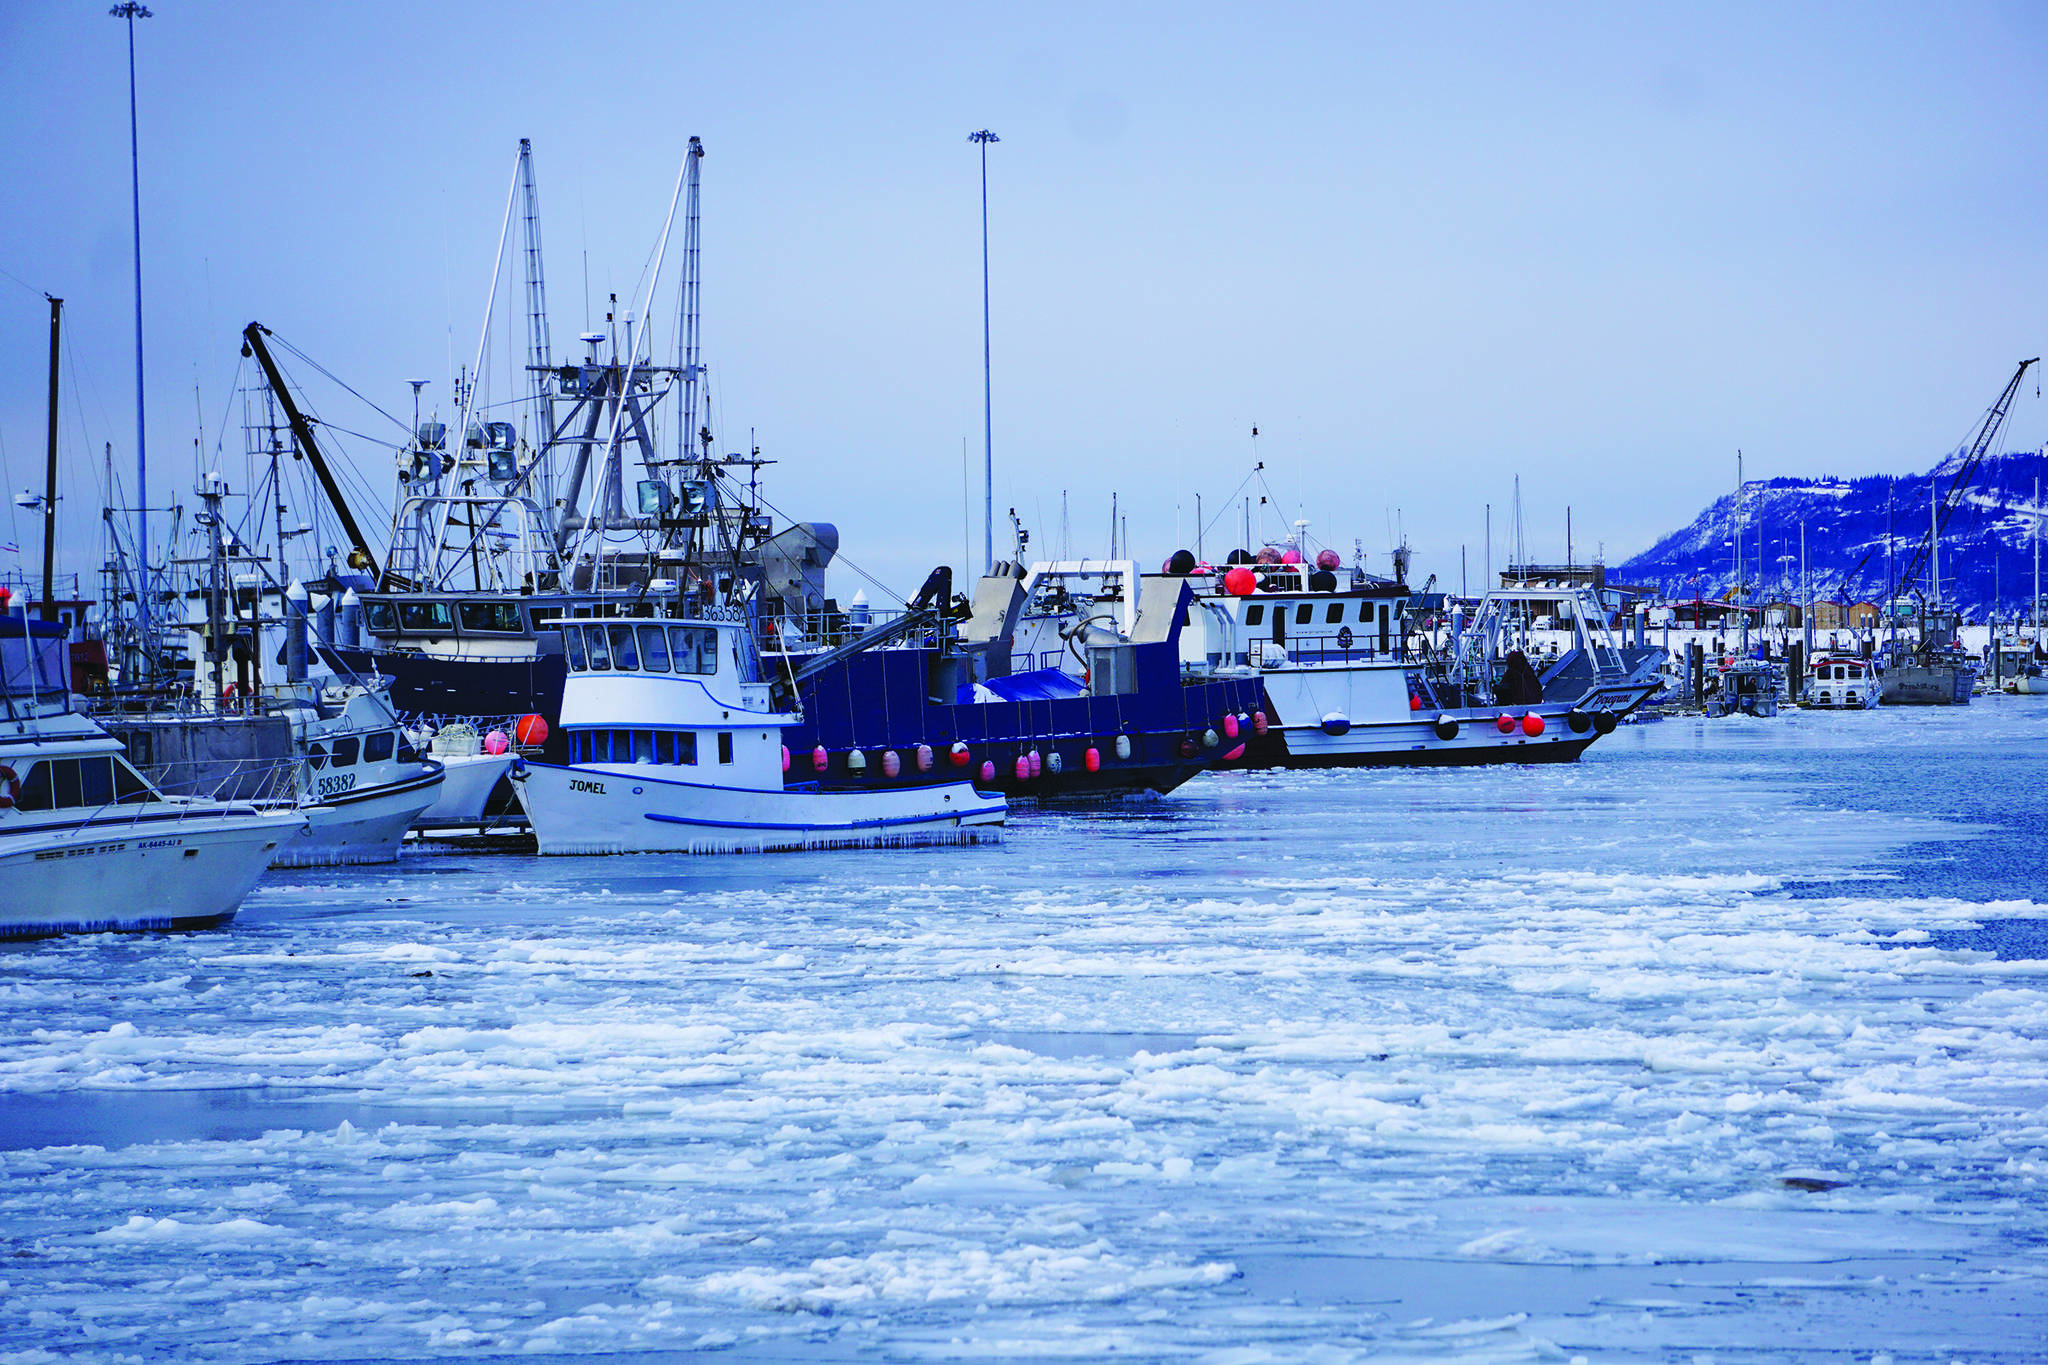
[1566,710,1592,734]
[0,764,17,809]
[1432,715,1459,741]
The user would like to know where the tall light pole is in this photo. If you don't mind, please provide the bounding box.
[968,129,999,572]
[112,2,152,651]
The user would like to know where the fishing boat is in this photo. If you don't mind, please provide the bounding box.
[1705,656,1785,717]
[1804,654,1880,709]
[1139,554,1661,767]
[511,607,1003,854]
[1,602,305,938]
[1878,605,1976,706]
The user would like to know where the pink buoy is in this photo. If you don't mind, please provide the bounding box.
[1522,713,1546,737]
[979,760,996,784]
[781,744,791,773]
[1014,754,1031,782]
[882,749,902,778]
[1222,743,1245,761]
[1223,713,1240,740]
[916,743,934,772]
[1084,746,1101,772]
[483,729,509,755]
[813,745,829,772]
[1028,749,1042,778]
[1252,710,1268,735]
[1279,547,1303,565]
[1495,713,1516,734]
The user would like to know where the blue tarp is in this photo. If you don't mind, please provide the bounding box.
[957,667,1089,705]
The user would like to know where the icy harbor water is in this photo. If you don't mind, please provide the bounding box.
[4,705,2047,1363]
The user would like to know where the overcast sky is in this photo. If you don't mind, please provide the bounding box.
[4,1,2046,602]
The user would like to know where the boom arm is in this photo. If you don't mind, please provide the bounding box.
[1890,357,2037,602]
[242,322,382,581]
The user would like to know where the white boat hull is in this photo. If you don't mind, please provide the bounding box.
[271,765,446,867]
[412,752,518,830]
[0,806,305,939]
[513,761,1005,855]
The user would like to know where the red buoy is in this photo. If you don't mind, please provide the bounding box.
[514,713,549,747]
[950,741,971,767]
[1222,743,1245,761]
[1408,694,1422,711]
[1223,566,1257,596]
[1084,746,1101,772]
[1521,713,1545,737]
[1496,713,1515,734]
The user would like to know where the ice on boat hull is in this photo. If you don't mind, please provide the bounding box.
[512,760,1003,855]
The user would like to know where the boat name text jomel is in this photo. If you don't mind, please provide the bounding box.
[569,778,606,795]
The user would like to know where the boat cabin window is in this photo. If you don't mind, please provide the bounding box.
[305,742,327,770]
[364,731,396,763]
[608,624,640,671]
[398,601,453,633]
[563,626,586,671]
[717,732,735,765]
[330,736,360,767]
[637,624,671,673]
[633,731,655,763]
[13,756,147,811]
[655,732,675,764]
[458,601,525,634]
[1326,603,1345,624]
[1359,602,1373,621]
[363,601,398,634]
[585,625,611,671]
[1244,604,1265,626]
[670,625,718,676]
[1296,604,1313,625]
[677,731,698,765]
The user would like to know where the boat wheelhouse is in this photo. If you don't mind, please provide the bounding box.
[1805,655,1879,709]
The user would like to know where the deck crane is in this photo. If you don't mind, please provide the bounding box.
[1888,357,2037,606]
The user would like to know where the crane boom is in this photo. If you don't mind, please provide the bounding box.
[1890,357,2037,603]
[241,322,381,582]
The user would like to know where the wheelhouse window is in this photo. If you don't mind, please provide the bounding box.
[363,601,398,634]
[364,732,396,763]
[1325,603,1344,624]
[398,601,453,632]
[1244,604,1265,626]
[113,757,156,804]
[563,625,587,671]
[608,624,640,671]
[458,601,524,633]
[585,626,611,671]
[671,626,718,675]
[1296,603,1312,625]
[637,624,672,672]
[331,737,360,767]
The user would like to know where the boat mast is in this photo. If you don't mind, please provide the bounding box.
[113,2,152,665]
[518,138,555,510]
[42,296,61,623]
[677,137,705,470]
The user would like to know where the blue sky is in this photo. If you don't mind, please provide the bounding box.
[3,1,2046,600]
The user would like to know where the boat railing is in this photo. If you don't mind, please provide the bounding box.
[1253,634,1411,666]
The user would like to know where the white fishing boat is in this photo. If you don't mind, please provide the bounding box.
[1,605,305,938]
[410,722,522,831]
[270,683,445,866]
[1804,654,1880,709]
[512,608,1004,854]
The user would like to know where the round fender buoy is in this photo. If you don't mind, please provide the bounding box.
[1522,713,1545,737]
[1084,746,1101,772]
[1408,694,1422,711]
[483,729,509,756]
[847,749,867,772]
[950,740,971,767]
[1496,713,1516,734]
[1223,566,1257,596]
[1223,713,1240,740]
[514,713,549,747]
[882,749,902,778]
[1014,754,1031,782]
[1592,710,1618,735]
[1202,727,1220,749]
[916,743,934,772]
[980,760,996,783]
[1222,743,1246,762]
[1321,712,1351,736]
[1252,710,1269,735]
[1433,715,1459,741]
[812,745,829,772]
[781,745,791,773]
[1567,710,1592,734]
[1115,734,1133,761]
[1028,749,1043,778]
[1047,750,1063,774]
[1178,738,1199,759]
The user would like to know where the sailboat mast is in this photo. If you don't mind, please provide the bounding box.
[42,296,61,623]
